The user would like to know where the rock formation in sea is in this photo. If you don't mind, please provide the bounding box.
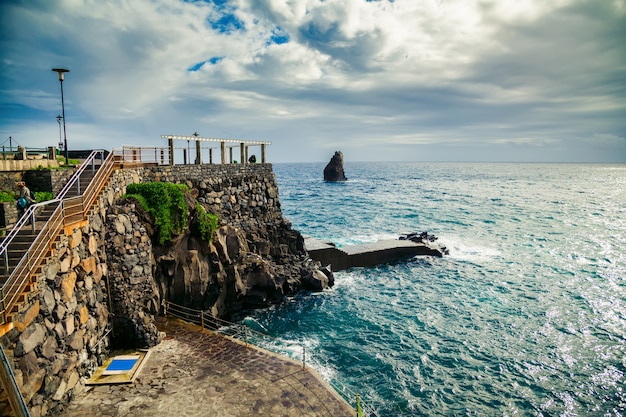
[323,151,348,182]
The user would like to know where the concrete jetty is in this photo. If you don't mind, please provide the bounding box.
[58,318,355,417]
[305,236,445,271]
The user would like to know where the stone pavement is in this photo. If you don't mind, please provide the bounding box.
[55,317,355,417]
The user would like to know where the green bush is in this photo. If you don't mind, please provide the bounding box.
[0,191,54,203]
[196,202,219,241]
[122,193,149,212]
[34,191,54,203]
[125,182,189,245]
[0,191,15,203]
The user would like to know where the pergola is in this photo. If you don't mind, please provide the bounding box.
[161,134,271,165]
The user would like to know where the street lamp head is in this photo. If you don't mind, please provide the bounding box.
[52,68,70,81]
[56,115,62,123]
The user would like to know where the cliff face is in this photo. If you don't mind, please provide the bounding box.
[145,165,332,314]
[0,163,329,415]
[104,164,332,346]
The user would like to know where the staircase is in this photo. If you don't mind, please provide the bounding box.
[0,150,113,326]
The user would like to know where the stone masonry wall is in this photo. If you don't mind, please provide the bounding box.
[0,162,314,416]
[0,167,141,416]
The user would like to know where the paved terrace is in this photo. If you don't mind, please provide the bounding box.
[58,318,355,417]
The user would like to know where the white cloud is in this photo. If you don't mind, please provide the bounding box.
[0,0,624,162]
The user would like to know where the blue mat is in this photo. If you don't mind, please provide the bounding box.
[103,355,140,374]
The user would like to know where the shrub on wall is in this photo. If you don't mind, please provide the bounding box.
[35,191,54,203]
[0,191,14,202]
[125,182,189,245]
[196,202,219,241]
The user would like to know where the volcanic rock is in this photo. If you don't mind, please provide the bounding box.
[323,151,348,182]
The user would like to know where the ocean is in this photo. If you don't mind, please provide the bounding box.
[240,162,626,416]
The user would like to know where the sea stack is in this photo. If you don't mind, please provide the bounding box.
[323,151,348,182]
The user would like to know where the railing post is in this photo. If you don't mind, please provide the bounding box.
[30,211,36,233]
[3,251,8,274]
[302,345,306,370]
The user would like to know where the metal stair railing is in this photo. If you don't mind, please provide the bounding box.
[55,149,107,199]
[0,150,116,324]
[117,145,170,165]
[0,343,29,417]
[0,150,107,259]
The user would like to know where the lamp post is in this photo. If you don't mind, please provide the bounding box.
[52,68,70,164]
[56,115,63,152]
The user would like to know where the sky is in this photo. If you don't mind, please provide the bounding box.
[1,0,625,163]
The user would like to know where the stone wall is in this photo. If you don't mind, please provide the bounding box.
[104,202,161,349]
[0,163,327,416]
[0,169,75,195]
[24,169,76,195]
[0,202,18,229]
[0,169,76,230]
[0,167,140,416]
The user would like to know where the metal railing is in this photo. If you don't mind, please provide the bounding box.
[164,301,378,416]
[0,343,29,417]
[0,150,115,324]
[164,301,307,362]
[115,146,170,165]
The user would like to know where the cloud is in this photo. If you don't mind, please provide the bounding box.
[0,0,624,162]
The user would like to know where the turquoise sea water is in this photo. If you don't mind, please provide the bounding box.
[244,162,626,416]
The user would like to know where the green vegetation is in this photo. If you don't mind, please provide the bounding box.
[0,191,15,203]
[196,202,219,241]
[0,191,54,203]
[34,191,54,203]
[125,182,189,245]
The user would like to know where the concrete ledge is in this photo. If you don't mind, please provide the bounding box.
[0,159,59,171]
[305,236,444,271]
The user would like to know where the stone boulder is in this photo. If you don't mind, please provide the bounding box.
[323,151,348,182]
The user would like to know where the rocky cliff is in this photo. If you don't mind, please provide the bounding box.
[0,163,332,416]
[105,164,334,347]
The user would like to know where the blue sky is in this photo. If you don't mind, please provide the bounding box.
[1,0,625,163]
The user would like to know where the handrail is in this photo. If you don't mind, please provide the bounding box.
[0,343,30,417]
[56,149,106,199]
[115,146,170,165]
[0,150,107,273]
[0,150,115,324]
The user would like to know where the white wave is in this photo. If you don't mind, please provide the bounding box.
[440,235,501,262]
